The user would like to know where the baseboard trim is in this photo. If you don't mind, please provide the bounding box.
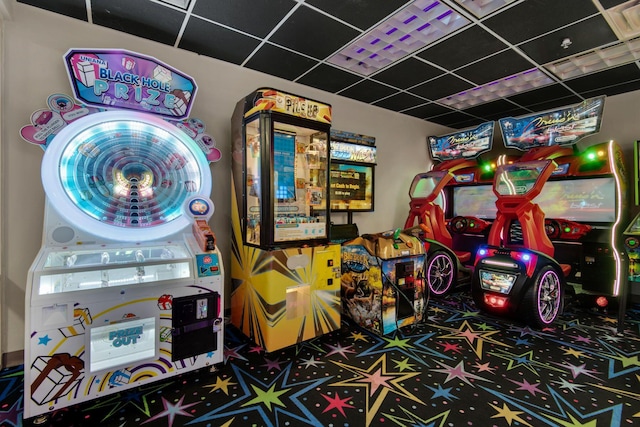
[2,350,23,368]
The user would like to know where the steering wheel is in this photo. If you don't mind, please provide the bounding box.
[450,216,468,233]
[544,219,560,239]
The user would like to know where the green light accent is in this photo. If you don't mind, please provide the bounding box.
[564,227,571,233]
[586,152,597,161]
[483,164,491,172]
[630,239,637,246]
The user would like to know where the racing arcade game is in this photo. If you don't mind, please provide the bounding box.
[473,96,627,327]
[472,160,566,327]
[231,88,341,352]
[404,122,496,296]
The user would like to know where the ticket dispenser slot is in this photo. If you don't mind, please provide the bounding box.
[395,261,415,320]
[172,292,220,361]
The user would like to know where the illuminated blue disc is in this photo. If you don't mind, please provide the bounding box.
[41,110,212,242]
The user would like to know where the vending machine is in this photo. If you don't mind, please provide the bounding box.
[22,50,224,421]
[230,88,341,352]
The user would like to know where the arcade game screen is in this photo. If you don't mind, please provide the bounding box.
[453,177,616,223]
[329,162,374,211]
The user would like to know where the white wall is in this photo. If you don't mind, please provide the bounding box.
[1,3,452,356]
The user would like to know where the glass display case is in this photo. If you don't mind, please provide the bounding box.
[231,88,341,352]
[242,117,330,248]
[34,244,193,296]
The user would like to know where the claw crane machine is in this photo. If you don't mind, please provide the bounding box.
[22,49,224,422]
[231,88,341,352]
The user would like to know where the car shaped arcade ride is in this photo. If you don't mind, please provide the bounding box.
[404,159,491,296]
[471,159,572,327]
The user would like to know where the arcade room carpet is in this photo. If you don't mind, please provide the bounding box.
[2,292,640,427]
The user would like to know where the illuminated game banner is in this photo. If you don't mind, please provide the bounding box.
[499,96,605,150]
[331,129,376,146]
[427,121,494,162]
[244,88,332,123]
[64,48,197,120]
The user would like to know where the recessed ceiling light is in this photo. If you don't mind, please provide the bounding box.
[328,0,469,75]
[545,36,640,80]
[453,0,517,18]
[437,68,554,110]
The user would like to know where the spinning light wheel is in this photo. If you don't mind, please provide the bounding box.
[41,110,211,242]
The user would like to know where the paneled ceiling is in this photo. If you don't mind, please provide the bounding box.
[16,0,640,129]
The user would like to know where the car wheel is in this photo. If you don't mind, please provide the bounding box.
[522,265,563,327]
[426,251,456,296]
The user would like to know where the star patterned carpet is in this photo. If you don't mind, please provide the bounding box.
[3,292,640,427]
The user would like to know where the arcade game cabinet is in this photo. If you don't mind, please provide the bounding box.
[328,129,376,243]
[341,229,426,336]
[473,96,627,327]
[23,50,224,421]
[404,122,496,296]
[231,88,341,352]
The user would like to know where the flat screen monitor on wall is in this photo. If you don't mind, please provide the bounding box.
[453,177,616,223]
[329,162,374,212]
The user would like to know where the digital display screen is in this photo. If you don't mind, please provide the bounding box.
[329,162,374,212]
[453,177,616,223]
[273,132,296,201]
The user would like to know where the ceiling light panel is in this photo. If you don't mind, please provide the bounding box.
[606,0,640,39]
[453,0,517,18]
[545,36,640,80]
[159,0,191,9]
[328,0,470,76]
[438,68,554,109]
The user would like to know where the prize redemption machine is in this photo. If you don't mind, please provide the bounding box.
[231,88,341,352]
[404,122,502,296]
[472,96,628,327]
[23,50,224,422]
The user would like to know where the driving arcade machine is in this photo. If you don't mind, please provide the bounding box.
[231,88,341,352]
[473,96,627,328]
[22,49,224,422]
[404,122,496,296]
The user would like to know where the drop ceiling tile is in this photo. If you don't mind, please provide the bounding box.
[519,15,619,65]
[402,103,455,119]
[462,99,522,118]
[579,78,640,98]
[297,64,362,93]
[339,80,397,104]
[506,83,576,107]
[446,117,487,130]
[409,74,474,100]
[563,62,640,93]
[416,25,507,70]
[245,43,320,80]
[371,58,442,89]
[180,17,261,64]
[305,0,410,30]
[455,50,534,86]
[599,0,629,9]
[270,6,361,60]
[372,92,426,111]
[484,0,599,45]
[192,0,296,38]
[92,0,184,46]
[524,95,585,114]
[17,0,87,20]
[427,111,478,127]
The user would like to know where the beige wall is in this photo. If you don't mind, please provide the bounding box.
[4,3,640,360]
[1,4,452,357]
